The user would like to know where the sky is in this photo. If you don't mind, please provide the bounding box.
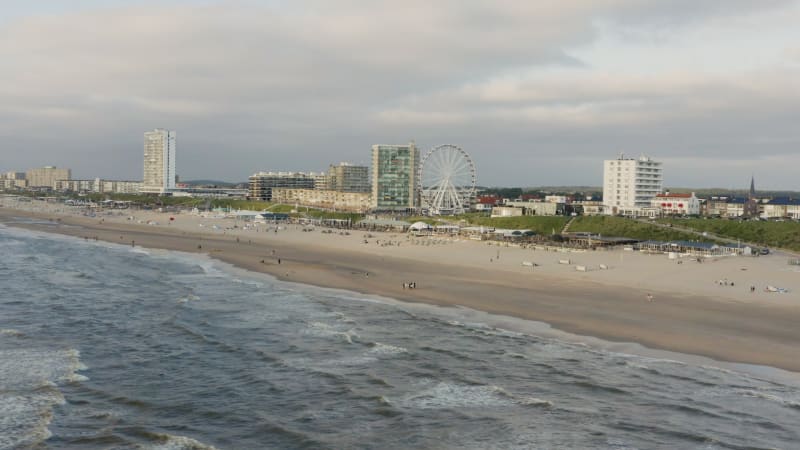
[1,0,799,189]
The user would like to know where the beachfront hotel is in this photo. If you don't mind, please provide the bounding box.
[602,154,663,216]
[271,188,372,213]
[371,142,420,211]
[247,172,317,201]
[0,172,27,190]
[53,179,143,195]
[141,129,177,194]
[25,166,71,189]
[327,162,370,193]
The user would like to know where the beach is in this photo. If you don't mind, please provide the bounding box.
[2,199,799,373]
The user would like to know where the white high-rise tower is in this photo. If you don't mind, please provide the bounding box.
[142,129,176,194]
[602,153,662,215]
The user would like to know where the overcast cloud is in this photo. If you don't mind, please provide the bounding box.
[1,0,799,189]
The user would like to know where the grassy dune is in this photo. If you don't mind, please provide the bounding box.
[659,218,800,252]
[570,216,714,242]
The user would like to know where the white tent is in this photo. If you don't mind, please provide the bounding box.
[409,221,433,234]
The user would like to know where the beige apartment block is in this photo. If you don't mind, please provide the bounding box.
[26,166,71,188]
[272,188,372,213]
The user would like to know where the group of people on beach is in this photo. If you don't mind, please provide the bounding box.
[402,282,417,289]
[716,280,763,293]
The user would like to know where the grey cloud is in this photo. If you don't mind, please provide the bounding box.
[599,0,795,28]
[0,1,798,189]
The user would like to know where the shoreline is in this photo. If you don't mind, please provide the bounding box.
[2,205,800,374]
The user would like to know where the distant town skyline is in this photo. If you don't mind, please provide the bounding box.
[2,1,799,189]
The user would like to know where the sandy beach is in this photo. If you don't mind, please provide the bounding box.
[2,199,800,372]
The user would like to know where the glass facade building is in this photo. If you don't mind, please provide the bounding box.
[371,143,419,211]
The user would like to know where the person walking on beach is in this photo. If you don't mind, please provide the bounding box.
[646,293,654,302]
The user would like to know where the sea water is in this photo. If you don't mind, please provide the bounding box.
[1,222,799,449]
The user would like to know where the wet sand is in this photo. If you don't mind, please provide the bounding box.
[2,205,800,372]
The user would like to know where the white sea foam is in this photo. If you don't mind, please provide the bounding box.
[334,312,356,324]
[146,433,218,450]
[0,347,87,449]
[0,390,62,449]
[367,342,408,355]
[401,382,515,409]
[0,328,24,337]
[177,294,199,304]
[625,361,650,370]
[305,321,359,344]
[737,389,800,408]
[375,395,391,405]
[517,397,554,407]
[197,261,225,277]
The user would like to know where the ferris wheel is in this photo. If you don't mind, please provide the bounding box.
[418,144,477,215]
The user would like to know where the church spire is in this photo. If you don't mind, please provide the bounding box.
[749,175,756,199]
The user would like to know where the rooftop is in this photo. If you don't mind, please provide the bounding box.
[655,193,693,198]
[766,197,800,206]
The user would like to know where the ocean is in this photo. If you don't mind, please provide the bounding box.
[1,221,799,449]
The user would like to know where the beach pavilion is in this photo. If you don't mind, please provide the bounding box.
[563,233,639,249]
[635,240,747,257]
[356,217,411,232]
[409,221,433,236]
